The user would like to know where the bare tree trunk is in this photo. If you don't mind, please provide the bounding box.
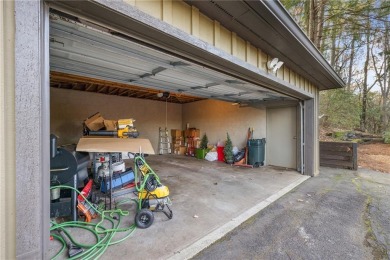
[347,36,356,91]
[308,0,316,42]
[381,23,389,131]
[315,0,326,49]
[361,22,370,132]
[330,25,337,67]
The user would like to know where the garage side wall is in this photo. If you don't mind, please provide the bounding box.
[50,88,182,152]
[1,1,16,259]
[182,100,266,149]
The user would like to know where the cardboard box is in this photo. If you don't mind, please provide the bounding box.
[84,113,105,131]
[118,118,135,128]
[104,120,117,131]
[185,128,200,138]
[178,146,186,155]
[171,129,183,138]
[172,136,184,146]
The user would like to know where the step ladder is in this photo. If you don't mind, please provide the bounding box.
[158,127,171,155]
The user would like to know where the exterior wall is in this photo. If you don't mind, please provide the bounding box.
[1,1,16,259]
[50,88,182,152]
[4,0,324,258]
[122,0,316,97]
[303,88,320,176]
[13,1,49,259]
[182,100,266,149]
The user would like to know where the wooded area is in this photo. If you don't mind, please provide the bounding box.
[281,0,390,136]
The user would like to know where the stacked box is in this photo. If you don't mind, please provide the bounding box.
[171,129,185,155]
[171,129,182,138]
[184,128,200,138]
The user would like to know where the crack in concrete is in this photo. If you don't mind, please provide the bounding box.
[352,178,389,260]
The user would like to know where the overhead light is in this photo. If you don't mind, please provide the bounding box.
[157,92,170,98]
[267,58,284,73]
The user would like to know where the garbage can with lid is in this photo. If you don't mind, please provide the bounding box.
[248,138,266,167]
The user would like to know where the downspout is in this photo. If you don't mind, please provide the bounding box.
[299,101,304,174]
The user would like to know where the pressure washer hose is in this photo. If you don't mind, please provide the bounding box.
[50,185,137,260]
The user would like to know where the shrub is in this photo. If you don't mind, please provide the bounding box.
[384,132,390,144]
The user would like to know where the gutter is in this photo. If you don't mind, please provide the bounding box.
[258,1,345,90]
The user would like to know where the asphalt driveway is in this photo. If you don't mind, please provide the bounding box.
[192,167,390,260]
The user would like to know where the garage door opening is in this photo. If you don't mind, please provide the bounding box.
[47,8,306,259]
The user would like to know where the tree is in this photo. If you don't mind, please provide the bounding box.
[281,0,390,134]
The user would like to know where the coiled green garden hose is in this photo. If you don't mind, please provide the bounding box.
[50,185,137,259]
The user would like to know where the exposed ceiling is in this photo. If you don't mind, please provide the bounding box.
[50,71,204,104]
[49,13,295,105]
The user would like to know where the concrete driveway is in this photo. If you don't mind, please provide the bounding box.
[193,167,390,260]
[48,155,308,259]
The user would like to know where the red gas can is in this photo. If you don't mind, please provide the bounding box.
[217,146,224,162]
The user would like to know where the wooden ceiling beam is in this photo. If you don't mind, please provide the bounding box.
[50,71,205,104]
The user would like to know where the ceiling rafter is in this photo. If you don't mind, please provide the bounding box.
[50,71,204,104]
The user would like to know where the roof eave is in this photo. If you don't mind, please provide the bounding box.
[261,1,345,90]
[186,0,345,91]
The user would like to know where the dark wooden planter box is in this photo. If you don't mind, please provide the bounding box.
[320,141,358,170]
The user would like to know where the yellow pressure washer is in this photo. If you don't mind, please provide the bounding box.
[133,153,172,228]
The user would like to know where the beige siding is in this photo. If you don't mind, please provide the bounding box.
[172,1,191,34]
[236,35,246,61]
[258,49,267,70]
[199,13,213,44]
[219,25,231,53]
[283,66,290,82]
[213,21,220,47]
[191,6,199,37]
[289,70,295,85]
[162,0,173,24]
[248,43,257,67]
[276,66,284,80]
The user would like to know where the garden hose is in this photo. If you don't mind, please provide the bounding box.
[50,185,137,259]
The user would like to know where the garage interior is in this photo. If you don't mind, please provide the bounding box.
[48,8,308,259]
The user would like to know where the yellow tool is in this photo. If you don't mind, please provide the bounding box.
[138,185,170,200]
[87,118,139,138]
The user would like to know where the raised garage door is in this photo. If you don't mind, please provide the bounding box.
[266,106,297,169]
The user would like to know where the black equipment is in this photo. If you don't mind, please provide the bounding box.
[50,134,89,220]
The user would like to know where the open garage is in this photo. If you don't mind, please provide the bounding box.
[49,11,298,166]
[1,0,345,258]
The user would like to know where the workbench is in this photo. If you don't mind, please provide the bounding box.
[76,137,155,208]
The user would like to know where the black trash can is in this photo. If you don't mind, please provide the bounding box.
[248,138,266,167]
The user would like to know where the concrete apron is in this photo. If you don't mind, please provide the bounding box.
[48,155,309,259]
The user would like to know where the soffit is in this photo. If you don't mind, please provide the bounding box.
[185,0,345,90]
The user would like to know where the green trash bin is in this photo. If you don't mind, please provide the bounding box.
[248,138,266,167]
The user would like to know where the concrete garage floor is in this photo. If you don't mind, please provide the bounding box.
[48,155,309,259]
